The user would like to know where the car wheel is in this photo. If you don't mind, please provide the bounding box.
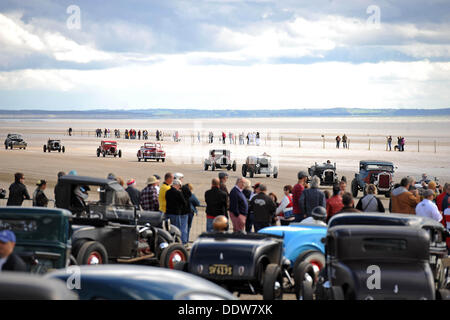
[249,170,254,178]
[144,158,147,162]
[385,191,391,198]
[266,174,270,177]
[232,161,236,172]
[263,264,283,300]
[162,158,165,162]
[157,158,160,162]
[330,286,344,300]
[76,241,108,265]
[43,145,46,152]
[4,144,7,150]
[351,179,359,198]
[62,146,65,153]
[138,157,141,162]
[242,164,247,177]
[160,243,188,269]
[174,261,189,272]
[97,149,100,157]
[118,150,122,158]
[58,148,61,152]
[212,163,215,171]
[227,165,231,171]
[293,251,325,279]
[294,261,316,300]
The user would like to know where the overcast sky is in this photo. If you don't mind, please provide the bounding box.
[1,0,449,110]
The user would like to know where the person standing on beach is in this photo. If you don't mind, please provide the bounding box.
[165,179,188,244]
[32,180,49,207]
[205,178,228,232]
[7,173,30,206]
[356,184,385,213]
[416,189,442,222]
[299,176,326,219]
[292,171,308,222]
[126,179,141,210]
[335,135,341,149]
[391,177,420,214]
[54,171,66,208]
[159,172,173,214]
[342,134,348,149]
[249,184,276,232]
[229,178,248,232]
[326,184,343,222]
[140,176,159,211]
[387,136,392,151]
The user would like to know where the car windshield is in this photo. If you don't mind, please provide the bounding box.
[366,164,393,171]
[0,217,61,242]
[104,142,116,146]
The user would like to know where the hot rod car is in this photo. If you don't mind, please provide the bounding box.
[137,142,166,162]
[4,133,27,150]
[204,149,236,171]
[43,139,65,153]
[177,232,286,300]
[308,161,338,186]
[351,160,395,198]
[55,175,187,268]
[242,153,278,178]
[297,213,450,300]
[97,140,122,158]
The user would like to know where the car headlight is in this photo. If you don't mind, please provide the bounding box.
[159,242,169,250]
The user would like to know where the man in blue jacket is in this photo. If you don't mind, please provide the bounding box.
[229,178,248,232]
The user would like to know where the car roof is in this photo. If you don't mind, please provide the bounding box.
[0,273,78,300]
[58,175,121,189]
[46,265,236,300]
[102,140,117,143]
[360,160,394,166]
[329,212,445,230]
[0,206,72,218]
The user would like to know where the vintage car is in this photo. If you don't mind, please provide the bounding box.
[258,223,326,298]
[178,232,285,300]
[55,175,186,268]
[46,265,237,300]
[242,153,278,178]
[137,142,166,162]
[43,139,65,153]
[308,161,339,186]
[310,224,439,300]
[0,207,73,273]
[351,160,395,198]
[0,273,78,300]
[328,213,450,291]
[4,133,27,150]
[96,140,122,158]
[204,149,236,171]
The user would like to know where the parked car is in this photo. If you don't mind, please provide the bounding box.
[308,161,338,186]
[96,140,122,158]
[351,160,395,198]
[4,133,27,150]
[258,223,326,298]
[137,142,166,162]
[178,232,286,300]
[328,212,450,291]
[242,153,278,178]
[310,225,440,300]
[0,207,73,273]
[43,139,65,153]
[204,149,236,171]
[0,272,78,300]
[56,175,186,268]
[46,265,237,300]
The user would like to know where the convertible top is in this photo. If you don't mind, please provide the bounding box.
[58,175,122,191]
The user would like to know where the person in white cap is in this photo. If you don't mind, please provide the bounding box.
[174,173,184,183]
[415,189,443,222]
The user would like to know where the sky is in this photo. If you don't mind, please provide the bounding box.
[0,0,450,110]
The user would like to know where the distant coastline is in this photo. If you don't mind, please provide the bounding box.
[1,108,450,119]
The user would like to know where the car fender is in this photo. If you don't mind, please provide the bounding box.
[285,240,324,265]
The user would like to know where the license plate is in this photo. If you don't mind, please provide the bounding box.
[209,264,233,276]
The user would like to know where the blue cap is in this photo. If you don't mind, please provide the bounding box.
[68,170,77,176]
[0,230,16,243]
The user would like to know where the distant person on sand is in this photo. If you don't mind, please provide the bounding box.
[342,134,348,149]
[387,136,392,151]
[68,128,72,136]
[335,135,341,149]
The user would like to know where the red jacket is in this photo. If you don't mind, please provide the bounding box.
[327,195,343,221]
[292,183,304,215]
[436,192,449,212]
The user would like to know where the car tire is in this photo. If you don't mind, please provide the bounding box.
[437,289,450,300]
[351,179,359,198]
[294,261,316,300]
[232,161,236,172]
[266,174,270,177]
[242,164,247,177]
[162,158,165,162]
[174,261,189,272]
[76,241,108,265]
[160,243,188,269]
[212,163,215,171]
[249,170,254,178]
[263,264,283,300]
[138,157,141,162]
[4,144,7,150]
[97,149,100,157]
[102,151,106,157]
[43,145,46,152]
[62,146,65,153]
[330,286,344,300]
[157,158,160,162]
[293,251,325,277]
